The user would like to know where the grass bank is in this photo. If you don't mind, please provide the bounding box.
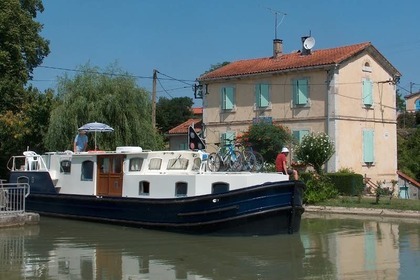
[313,196,420,212]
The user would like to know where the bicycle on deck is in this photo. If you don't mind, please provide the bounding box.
[207,140,243,172]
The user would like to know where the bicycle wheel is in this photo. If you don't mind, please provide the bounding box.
[241,151,256,171]
[228,150,243,171]
[252,151,264,172]
[207,152,221,172]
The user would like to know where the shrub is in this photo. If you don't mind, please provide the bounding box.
[295,132,335,174]
[238,123,293,163]
[327,173,364,196]
[301,172,338,204]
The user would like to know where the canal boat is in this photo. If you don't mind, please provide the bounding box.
[6,147,305,235]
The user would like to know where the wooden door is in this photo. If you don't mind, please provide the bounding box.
[97,155,124,196]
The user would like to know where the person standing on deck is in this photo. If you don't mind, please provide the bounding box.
[74,129,88,152]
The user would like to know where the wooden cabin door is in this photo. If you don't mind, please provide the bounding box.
[97,155,124,196]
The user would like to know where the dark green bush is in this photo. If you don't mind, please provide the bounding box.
[327,173,364,196]
[300,172,338,204]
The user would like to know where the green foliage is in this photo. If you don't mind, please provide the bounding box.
[45,63,164,151]
[156,96,194,134]
[202,61,230,75]
[397,111,419,128]
[327,173,364,196]
[238,123,293,163]
[397,128,420,181]
[395,90,406,112]
[301,173,339,204]
[295,132,335,174]
[0,0,50,112]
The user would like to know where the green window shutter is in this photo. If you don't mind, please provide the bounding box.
[257,84,269,107]
[222,87,234,110]
[221,131,235,146]
[415,99,420,111]
[293,79,308,105]
[363,130,374,163]
[293,130,309,143]
[362,79,373,106]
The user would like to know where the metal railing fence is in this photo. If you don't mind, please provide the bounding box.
[0,182,30,215]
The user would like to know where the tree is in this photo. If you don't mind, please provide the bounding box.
[295,132,335,174]
[0,0,50,112]
[396,90,405,113]
[397,128,420,181]
[238,123,293,163]
[45,64,164,151]
[156,96,194,134]
[202,61,230,74]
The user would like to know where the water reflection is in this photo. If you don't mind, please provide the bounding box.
[0,213,418,279]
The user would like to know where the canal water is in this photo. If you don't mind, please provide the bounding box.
[0,213,419,280]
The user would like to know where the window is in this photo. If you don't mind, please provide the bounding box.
[112,157,122,173]
[362,78,373,107]
[192,158,201,171]
[255,83,270,108]
[179,143,187,150]
[415,99,420,111]
[363,62,372,72]
[81,160,94,181]
[167,157,189,170]
[175,182,188,197]
[363,130,374,163]
[129,158,143,171]
[99,157,110,174]
[139,181,150,195]
[221,87,235,110]
[221,131,235,146]
[148,158,162,170]
[292,130,309,161]
[292,78,309,106]
[60,160,71,174]
[292,130,310,143]
[212,182,229,194]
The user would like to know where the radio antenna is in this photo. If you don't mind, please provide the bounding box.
[266,7,287,39]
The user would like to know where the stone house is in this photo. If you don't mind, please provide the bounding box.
[404,91,420,112]
[197,38,401,183]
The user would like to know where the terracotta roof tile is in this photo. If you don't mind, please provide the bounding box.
[199,42,373,80]
[167,119,202,134]
[192,107,203,115]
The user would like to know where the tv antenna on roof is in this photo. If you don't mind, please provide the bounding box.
[266,7,287,39]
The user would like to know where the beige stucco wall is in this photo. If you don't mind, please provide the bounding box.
[203,70,328,153]
[333,53,398,182]
[405,93,420,112]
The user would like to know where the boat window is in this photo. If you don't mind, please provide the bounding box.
[139,181,150,195]
[129,157,143,171]
[167,157,188,170]
[148,158,162,170]
[212,182,229,194]
[175,182,188,197]
[167,157,189,170]
[81,160,94,181]
[60,160,71,174]
[99,158,110,174]
[112,157,122,173]
[192,158,201,171]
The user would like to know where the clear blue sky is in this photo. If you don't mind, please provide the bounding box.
[31,0,420,104]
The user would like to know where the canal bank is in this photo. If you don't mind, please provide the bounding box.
[305,205,420,219]
[0,212,40,228]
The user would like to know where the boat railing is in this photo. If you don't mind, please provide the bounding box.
[0,181,30,216]
[7,151,49,172]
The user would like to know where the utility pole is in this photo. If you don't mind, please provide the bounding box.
[152,69,157,128]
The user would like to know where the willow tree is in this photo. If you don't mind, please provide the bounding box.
[45,64,164,151]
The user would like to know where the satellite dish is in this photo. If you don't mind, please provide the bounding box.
[303,37,315,50]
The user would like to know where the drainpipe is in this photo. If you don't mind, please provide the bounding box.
[326,65,339,172]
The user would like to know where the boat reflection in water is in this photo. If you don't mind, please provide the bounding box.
[0,217,305,280]
[1,214,419,279]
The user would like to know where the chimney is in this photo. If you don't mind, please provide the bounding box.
[273,39,283,58]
